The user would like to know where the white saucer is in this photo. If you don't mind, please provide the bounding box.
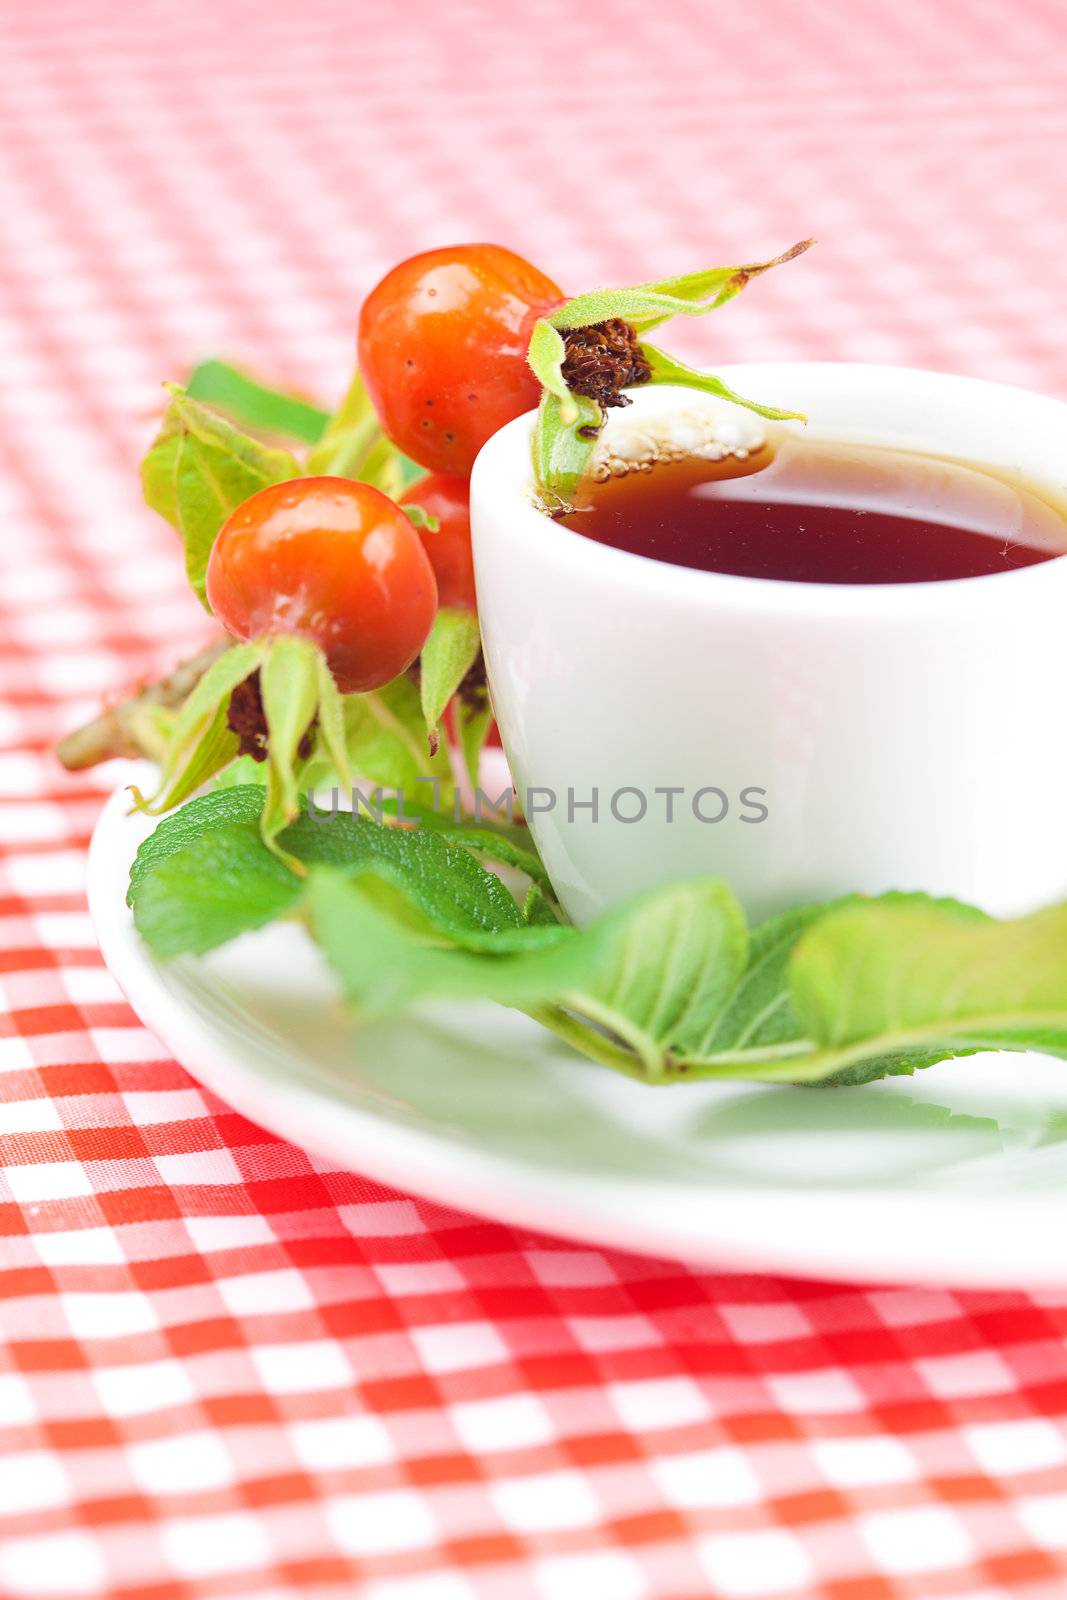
[89,770,1067,1289]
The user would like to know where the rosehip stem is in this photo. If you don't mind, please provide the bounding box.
[55,638,231,771]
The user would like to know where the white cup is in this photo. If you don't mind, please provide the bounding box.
[470,364,1067,924]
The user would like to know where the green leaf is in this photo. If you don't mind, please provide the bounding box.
[785,899,1067,1083]
[141,389,300,607]
[640,344,806,423]
[129,786,534,958]
[419,608,482,751]
[259,636,321,858]
[309,866,746,1078]
[307,866,584,1015]
[185,360,330,444]
[127,784,269,905]
[135,642,264,813]
[566,880,748,1075]
[131,823,304,957]
[441,826,552,890]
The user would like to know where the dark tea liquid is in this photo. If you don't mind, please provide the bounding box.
[561,435,1064,583]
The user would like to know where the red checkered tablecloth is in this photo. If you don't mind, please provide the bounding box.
[4,2,1067,1595]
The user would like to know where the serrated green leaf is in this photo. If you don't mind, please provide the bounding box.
[185,360,329,444]
[128,784,269,905]
[442,826,551,889]
[419,609,482,749]
[141,389,299,606]
[131,823,303,957]
[306,866,584,1015]
[572,881,748,1075]
[785,899,1067,1083]
[129,785,535,959]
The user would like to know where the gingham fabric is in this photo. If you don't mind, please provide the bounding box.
[3,2,1067,1595]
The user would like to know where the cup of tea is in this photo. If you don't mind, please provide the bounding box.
[470,365,1067,924]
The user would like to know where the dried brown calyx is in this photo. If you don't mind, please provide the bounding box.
[227,669,314,762]
[457,647,488,710]
[560,319,651,412]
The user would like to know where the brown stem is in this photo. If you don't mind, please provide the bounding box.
[55,638,230,771]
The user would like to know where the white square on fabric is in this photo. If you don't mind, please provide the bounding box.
[696,1529,815,1596]
[0,1531,107,1595]
[0,1372,37,1426]
[812,1435,918,1487]
[325,1489,436,1556]
[0,1451,71,1514]
[567,1315,660,1353]
[62,1290,158,1339]
[251,1340,352,1395]
[651,1447,762,1508]
[0,1098,63,1135]
[411,1321,509,1375]
[92,1360,195,1419]
[1018,1493,1067,1550]
[916,1350,1015,1399]
[490,1470,600,1532]
[964,1419,1067,1476]
[162,1512,272,1577]
[35,1227,124,1266]
[525,1250,617,1287]
[183,1215,275,1253]
[450,1394,554,1452]
[533,1549,648,1600]
[766,1369,864,1415]
[859,1506,974,1574]
[289,1414,395,1471]
[608,1377,710,1432]
[718,1303,812,1344]
[8,1161,92,1202]
[128,1431,235,1494]
[154,1149,244,1187]
[339,1200,424,1237]
[217,1268,315,1317]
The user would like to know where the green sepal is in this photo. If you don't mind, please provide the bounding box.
[456,693,495,790]
[531,390,602,506]
[141,388,300,609]
[307,368,423,494]
[547,240,813,334]
[306,370,380,477]
[259,636,322,864]
[132,642,265,815]
[399,503,439,533]
[640,344,807,423]
[527,318,579,424]
[419,608,482,753]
